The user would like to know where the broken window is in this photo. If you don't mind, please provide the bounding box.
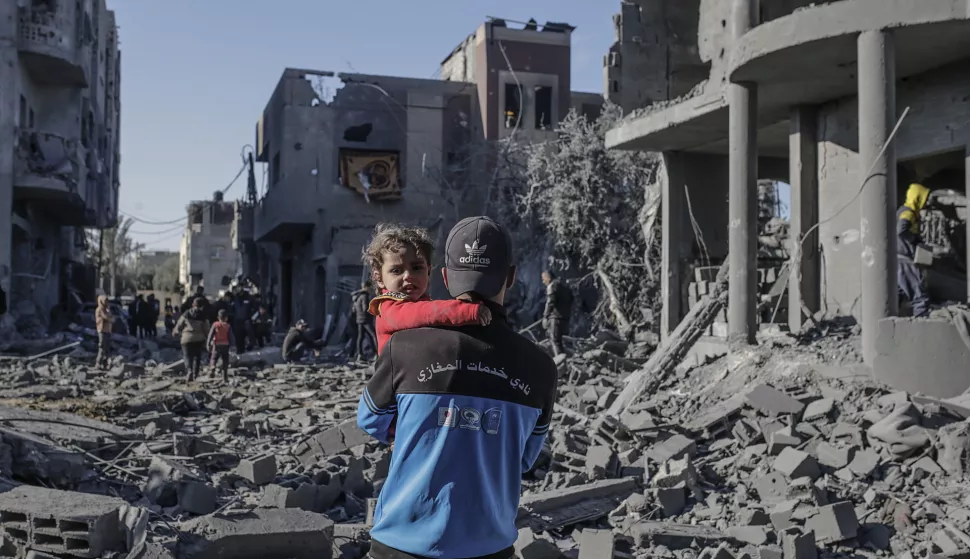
[534,86,553,130]
[504,83,522,129]
[271,152,280,186]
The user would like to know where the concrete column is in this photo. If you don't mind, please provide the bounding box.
[788,106,820,331]
[858,30,898,365]
[727,0,759,345]
[0,2,16,307]
[660,153,686,340]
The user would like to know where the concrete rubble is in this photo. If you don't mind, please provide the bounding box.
[0,318,965,558]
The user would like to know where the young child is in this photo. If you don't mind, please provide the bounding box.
[207,309,234,381]
[364,223,491,353]
[364,224,491,445]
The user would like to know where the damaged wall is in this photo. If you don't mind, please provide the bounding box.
[818,59,970,319]
[252,70,481,329]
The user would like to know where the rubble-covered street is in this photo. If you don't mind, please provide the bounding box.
[0,313,968,559]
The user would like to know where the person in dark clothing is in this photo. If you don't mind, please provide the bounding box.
[281,319,323,363]
[127,297,139,337]
[231,290,252,354]
[175,297,211,381]
[164,305,176,335]
[138,294,155,338]
[146,294,160,337]
[350,281,378,361]
[897,183,932,318]
[541,270,572,357]
[251,305,271,348]
[0,283,7,316]
[357,216,558,559]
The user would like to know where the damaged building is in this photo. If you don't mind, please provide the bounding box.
[605,0,970,383]
[179,193,239,293]
[234,18,603,330]
[0,0,122,333]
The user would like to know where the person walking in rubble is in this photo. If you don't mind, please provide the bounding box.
[231,288,252,353]
[541,270,572,357]
[95,295,113,370]
[357,216,558,559]
[350,280,378,362]
[175,297,210,381]
[207,309,234,381]
[897,183,932,318]
[250,304,271,348]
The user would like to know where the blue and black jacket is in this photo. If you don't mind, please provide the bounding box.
[357,302,558,559]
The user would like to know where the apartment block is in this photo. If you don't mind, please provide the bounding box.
[0,0,121,323]
[179,193,239,293]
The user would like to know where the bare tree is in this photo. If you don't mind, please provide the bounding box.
[86,217,144,296]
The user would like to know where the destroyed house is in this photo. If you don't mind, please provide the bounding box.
[234,18,603,332]
[605,0,970,375]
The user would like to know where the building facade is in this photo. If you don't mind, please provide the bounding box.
[0,0,121,322]
[179,194,239,293]
[235,18,603,332]
[605,0,970,370]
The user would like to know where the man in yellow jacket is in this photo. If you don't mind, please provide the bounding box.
[896,183,931,317]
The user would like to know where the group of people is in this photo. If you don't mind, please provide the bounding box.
[126,294,160,338]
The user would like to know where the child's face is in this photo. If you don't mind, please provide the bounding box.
[377,246,430,301]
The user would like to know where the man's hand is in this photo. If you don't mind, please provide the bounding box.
[478,305,492,326]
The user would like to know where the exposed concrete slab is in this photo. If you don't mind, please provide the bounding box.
[181,509,334,559]
[873,317,970,398]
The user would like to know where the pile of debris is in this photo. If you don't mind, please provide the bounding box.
[0,316,967,558]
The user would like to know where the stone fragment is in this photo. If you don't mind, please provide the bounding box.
[578,529,614,559]
[773,448,820,480]
[746,385,805,416]
[728,525,770,546]
[802,398,834,421]
[805,501,858,545]
[585,445,618,479]
[630,521,726,550]
[178,482,217,515]
[780,527,817,559]
[180,509,334,559]
[768,429,801,456]
[754,472,789,504]
[237,453,277,485]
[814,442,852,469]
[651,455,697,489]
[647,434,696,464]
[847,448,880,477]
[655,483,686,517]
[513,528,560,559]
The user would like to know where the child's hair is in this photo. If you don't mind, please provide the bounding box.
[217,309,228,320]
[363,224,435,281]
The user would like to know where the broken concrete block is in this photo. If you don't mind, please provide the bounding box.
[237,453,277,485]
[780,527,817,559]
[585,445,618,479]
[181,509,334,559]
[143,457,192,507]
[651,455,697,489]
[847,448,880,477]
[178,482,216,515]
[805,501,858,545]
[814,442,852,469]
[802,398,834,421]
[768,429,801,456]
[773,448,820,480]
[631,521,726,550]
[513,528,560,559]
[578,528,614,559]
[0,485,125,558]
[655,483,686,517]
[746,385,806,416]
[647,434,696,464]
[728,525,770,546]
[754,472,789,504]
[932,527,963,554]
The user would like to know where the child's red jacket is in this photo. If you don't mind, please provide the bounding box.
[367,291,481,354]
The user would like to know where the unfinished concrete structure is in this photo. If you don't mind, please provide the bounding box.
[179,193,239,293]
[606,0,970,375]
[235,18,603,331]
[0,0,122,325]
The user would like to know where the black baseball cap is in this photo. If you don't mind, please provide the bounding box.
[444,216,513,299]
